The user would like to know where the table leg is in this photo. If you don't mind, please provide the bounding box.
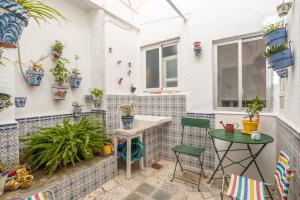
[208,141,233,183]
[113,135,118,157]
[139,133,144,170]
[126,138,132,179]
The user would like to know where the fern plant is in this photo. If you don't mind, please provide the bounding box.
[21,116,106,176]
[264,44,288,57]
[263,22,283,34]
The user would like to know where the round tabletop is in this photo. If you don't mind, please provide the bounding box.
[208,129,274,144]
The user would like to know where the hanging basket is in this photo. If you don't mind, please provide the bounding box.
[15,97,26,108]
[52,84,69,100]
[69,75,82,88]
[277,2,293,17]
[266,48,293,71]
[0,0,29,48]
[263,27,287,47]
[26,70,44,86]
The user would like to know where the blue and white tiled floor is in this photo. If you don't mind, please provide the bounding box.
[81,160,224,200]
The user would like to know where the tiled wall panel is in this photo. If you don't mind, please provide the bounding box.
[0,123,19,164]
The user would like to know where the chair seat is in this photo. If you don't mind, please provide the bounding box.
[225,174,266,200]
[172,144,204,157]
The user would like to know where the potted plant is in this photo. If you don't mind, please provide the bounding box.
[51,40,64,60]
[72,101,83,118]
[101,137,113,156]
[276,68,288,79]
[26,55,47,86]
[70,55,82,88]
[120,102,134,129]
[50,58,70,100]
[264,44,293,71]
[277,2,293,17]
[242,97,264,134]
[0,93,12,111]
[263,22,287,46]
[0,0,65,49]
[15,97,27,108]
[89,88,103,109]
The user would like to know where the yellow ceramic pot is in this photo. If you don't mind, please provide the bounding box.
[102,144,113,155]
[242,120,259,134]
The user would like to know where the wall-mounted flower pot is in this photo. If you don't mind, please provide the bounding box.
[93,98,102,110]
[277,2,293,17]
[73,107,82,118]
[263,28,287,46]
[85,95,93,103]
[276,68,288,78]
[0,0,29,48]
[26,70,44,86]
[69,75,82,88]
[51,50,62,60]
[52,84,69,100]
[0,93,11,111]
[15,97,26,108]
[121,116,134,129]
[266,48,293,71]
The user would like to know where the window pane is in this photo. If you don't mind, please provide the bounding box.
[163,45,177,57]
[242,39,266,107]
[166,58,177,78]
[146,48,160,88]
[166,81,177,87]
[217,43,239,107]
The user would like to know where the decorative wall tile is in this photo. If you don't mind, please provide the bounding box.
[0,123,19,164]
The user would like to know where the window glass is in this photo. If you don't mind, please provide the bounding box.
[146,48,160,88]
[217,43,239,107]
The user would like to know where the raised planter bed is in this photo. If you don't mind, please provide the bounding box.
[1,156,117,200]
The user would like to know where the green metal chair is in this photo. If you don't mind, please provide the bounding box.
[170,117,210,191]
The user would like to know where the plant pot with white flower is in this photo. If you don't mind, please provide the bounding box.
[50,58,70,100]
[120,102,134,129]
[70,55,82,88]
[89,88,103,110]
[26,55,47,86]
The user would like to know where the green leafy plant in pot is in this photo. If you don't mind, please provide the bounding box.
[21,116,107,176]
[120,102,134,129]
[51,40,64,60]
[89,88,103,109]
[26,55,47,86]
[242,97,264,134]
[50,58,70,100]
[0,0,65,48]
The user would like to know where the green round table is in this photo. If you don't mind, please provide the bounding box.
[208,129,274,199]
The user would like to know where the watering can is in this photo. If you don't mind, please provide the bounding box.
[220,121,239,133]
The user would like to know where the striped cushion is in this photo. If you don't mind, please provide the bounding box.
[225,174,266,200]
[25,192,47,200]
[275,151,296,200]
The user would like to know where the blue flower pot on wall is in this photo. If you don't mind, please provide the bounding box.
[121,116,134,129]
[15,97,26,108]
[0,0,29,48]
[266,48,293,71]
[26,70,44,86]
[69,75,82,88]
[263,28,287,47]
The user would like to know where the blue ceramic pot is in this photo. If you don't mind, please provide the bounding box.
[15,97,26,108]
[263,28,287,47]
[266,48,293,70]
[26,70,44,86]
[70,75,82,88]
[121,116,134,129]
[0,0,29,48]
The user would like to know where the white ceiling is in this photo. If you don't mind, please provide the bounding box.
[119,0,148,12]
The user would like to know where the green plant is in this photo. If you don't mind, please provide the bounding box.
[21,116,106,176]
[104,137,112,145]
[51,40,64,53]
[29,55,48,72]
[89,88,103,99]
[120,102,134,116]
[50,58,70,85]
[263,22,283,34]
[246,97,264,121]
[71,68,81,77]
[14,0,66,24]
[264,44,288,57]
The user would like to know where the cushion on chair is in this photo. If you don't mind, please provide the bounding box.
[274,150,296,200]
[225,174,266,200]
[172,144,204,157]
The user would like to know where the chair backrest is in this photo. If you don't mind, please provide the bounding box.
[274,150,296,200]
[180,117,210,145]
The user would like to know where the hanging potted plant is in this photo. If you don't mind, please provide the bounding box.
[242,97,264,134]
[50,58,70,100]
[0,93,12,111]
[70,55,82,88]
[51,40,64,60]
[89,88,103,109]
[276,68,288,78]
[277,2,293,17]
[15,97,26,108]
[120,102,134,129]
[72,101,83,118]
[264,44,293,71]
[0,0,65,49]
[263,22,287,47]
[26,55,47,86]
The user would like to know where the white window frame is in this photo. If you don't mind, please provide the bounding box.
[213,34,273,112]
[142,40,179,90]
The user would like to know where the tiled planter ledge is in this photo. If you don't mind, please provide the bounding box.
[2,156,118,200]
